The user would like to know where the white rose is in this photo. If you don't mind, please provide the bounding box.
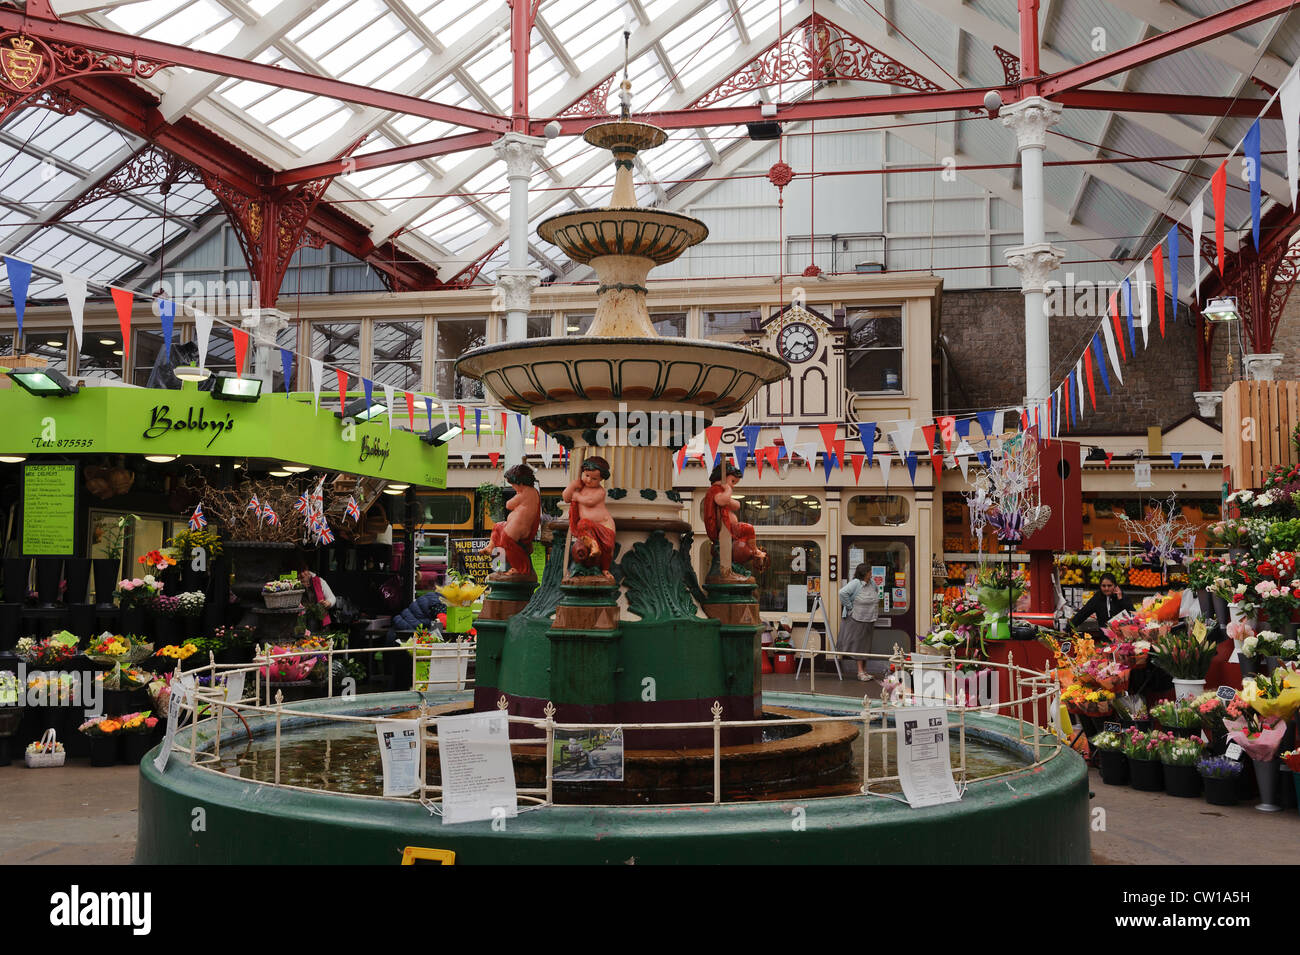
[1242,636,1259,656]
[143,575,156,586]
[1284,640,1297,652]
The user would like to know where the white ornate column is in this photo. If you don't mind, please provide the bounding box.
[1244,353,1284,381]
[493,132,547,469]
[240,307,291,391]
[1193,391,1223,418]
[1002,97,1065,407]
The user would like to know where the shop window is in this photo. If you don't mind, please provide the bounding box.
[434,318,486,399]
[838,304,903,393]
[410,492,473,527]
[563,312,593,336]
[21,332,68,374]
[701,538,821,613]
[311,321,361,371]
[205,326,237,374]
[651,312,686,337]
[703,309,759,344]
[845,494,910,527]
[131,329,168,386]
[497,313,553,339]
[373,319,424,392]
[0,331,13,353]
[78,331,124,381]
[735,494,820,526]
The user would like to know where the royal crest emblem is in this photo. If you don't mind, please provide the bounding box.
[1,36,44,91]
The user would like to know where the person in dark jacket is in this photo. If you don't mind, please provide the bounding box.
[1069,573,1135,630]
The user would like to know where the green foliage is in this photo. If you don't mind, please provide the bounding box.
[619,530,697,622]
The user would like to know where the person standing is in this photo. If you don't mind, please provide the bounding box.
[1068,572,1134,631]
[838,563,880,682]
[296,558,336,629]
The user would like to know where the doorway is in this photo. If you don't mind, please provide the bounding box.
[842,536,915,665]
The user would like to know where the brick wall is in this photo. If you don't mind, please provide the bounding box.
[940,288,1213,433]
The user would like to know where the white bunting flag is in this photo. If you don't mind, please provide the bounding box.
[888,420,915,454]
[1075,359,1085,417]
[779,424,801,458]
[879,455,892,488]
[539,436,554,469]
[1135,260,1150,349]
[61,272,87,350]
[441,401,451,428]
[460,451,474,469]
[1282,64,1300,210]
[194,309,213,369]
[1190,195,1204,304]
[1201,450,1215,469]
[382,384,395,430]
[796,442,817,472]
[959,455,970,481]
[309,357,324,411]
[1101,312,1124,385]
[991,411,1005,439]
[1054,385,1062,436]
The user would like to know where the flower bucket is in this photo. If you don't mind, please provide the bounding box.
[1098,749,1129,785]
[1162,763,1202,798]
[1129,758,1164,792]
[1202,775,1238,806]
[1254,758,1283,812]
[1172,678,1206,701]
[773,651,796,674]
[445,606,474,634]
[413,645,472,691]
[89,735,119,767]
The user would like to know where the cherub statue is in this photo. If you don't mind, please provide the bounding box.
[563,456,616,577]
[701,461,768,578]
[479,463,541,580]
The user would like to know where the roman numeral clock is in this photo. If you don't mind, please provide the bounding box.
[749,303,846,423]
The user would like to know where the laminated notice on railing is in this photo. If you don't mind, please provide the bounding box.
[894,706,961,808]
[376,720,421,797]
[436,712,518,825]
[223,670,245,704]
[153,683,182,774]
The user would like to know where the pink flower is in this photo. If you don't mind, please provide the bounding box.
[119,580,134,590]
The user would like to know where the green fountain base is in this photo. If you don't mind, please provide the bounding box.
[135,690,1090,865]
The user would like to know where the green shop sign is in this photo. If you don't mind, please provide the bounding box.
[2,381,447,488]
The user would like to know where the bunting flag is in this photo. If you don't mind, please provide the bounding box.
[194,309,213,369]
[1104,452,1113,468]
[1167,227,1179,314]
[733,446,746,477]
[5,257,31,340]
[1135,260,1149,349]
[1092,334,1110,394]
[232,327,249,377]
[110,286,133,364]
[743,424,761,464]
[382,384,395,430]
[958,454,970,481]
[309,357,323,410]
[1201,450,1215,468]
[1101,313,1124,385]
[921,423,943,482]
[850,453,864,483]
[858,422,875,466]
[833,439,846,465]
[977,451,991,467]
[474,407,482,441]
[489,452,499,468]
[1210,161,1227,272]
[904,452,919,485]
[991,410,1005,438]
[1283,65,1300,210]
[1109,292,1126,361]
[1245,119,1262,250]
[1122,278,1136,356]
[457,404,466,431]
[889,420,916,455]
[1075,358,1085,420]
[1190,194,1204,303]
[433,399,442,431]
[188,504,207,531]
[676,447,687,474]
[761,447,779,472]
[954,417,972,441]
[61,272,86,350]
[500,411,507,437]
[1152,242,1166,337]
[345,496,361,522]
[405,391,416,431]
[705,425,724,459]
[515,414,524,441]
[975,410,995,443]
[879,455,892,488]
[154,298,175,364]
[460,451,474,469]
[1083,345,1097,409]
[1066,374,1075,429]
[817,422,838,454]
[335,368,348,415]
[539,437,553,469]
[362,378,374,418]
[821,452,836,481]
[1171,452,1183,469]
[280,347,293,394]
[779,424,800,457]
[937,415,956,452]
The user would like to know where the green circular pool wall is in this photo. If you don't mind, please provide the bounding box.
[136,690,1091,864]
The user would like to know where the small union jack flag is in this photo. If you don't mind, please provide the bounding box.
[318,526,335,544]
[246,495,260,512]
[345,496,360,522]
[189,504,207,531]
[261,503,279,526]
[293,491,309,514]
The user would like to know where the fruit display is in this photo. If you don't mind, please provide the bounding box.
[1126,566,1165,588]
[945,561,968,580]
[1058,565,1084,585]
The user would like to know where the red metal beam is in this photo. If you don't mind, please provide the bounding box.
[1055,89,1278,117]
[1018,0,1040,80]
[0,9,510,132]
[1040,0,1295,96]
[271,130,499,187]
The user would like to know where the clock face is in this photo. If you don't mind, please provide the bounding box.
[777,321,818,363]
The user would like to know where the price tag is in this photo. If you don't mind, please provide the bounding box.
[1060,641,1073,655]
[1216,685,1238,702]
[1224,742,1243,762]
[1103,721,1122,734]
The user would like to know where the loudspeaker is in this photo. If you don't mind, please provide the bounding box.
[1024,439,1082,552]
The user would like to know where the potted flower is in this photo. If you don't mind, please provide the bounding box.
[1123,727,1170,792]
[1151,698,1202,738]
[114,575,164,638]
[1197,756,1244,806]
[153,643,199,674]
[1159,736,1206,797]
[211,625,257,665]
[401,624,471,690]
[1224,691,1291,812]
[1149,618,1217,698]
[90,514,136,609]
[78,716,123,766]
[436,572,486,633]
[119,710,158,764]
[1092,730,1128,785]
[255,643,320,684]
[771,627,796,675]
[152,593,182,646]
[262,577,304,610]
[165,527,223,591]
[175,591,205,640]
[14,632,80,669]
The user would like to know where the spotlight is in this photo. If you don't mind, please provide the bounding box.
[175,365,211,382]
[382,487,404,495]
[420,422,464,446]
[339,396,387,422]
[1203,297,1240,323]
[544,120,562,139]
[6,367,79,397]
[210,373,262,402]
[45,340,61,347]
[145,454,178,463]
[746,121,781,141]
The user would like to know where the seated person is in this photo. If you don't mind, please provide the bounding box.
[1069,573,1135,631]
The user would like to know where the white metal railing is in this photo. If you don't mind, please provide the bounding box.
[168,643,1064,811]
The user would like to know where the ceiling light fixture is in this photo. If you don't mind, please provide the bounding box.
[175,365,211,382]
[0,455,26,463]
[283,465,310,473]
[145,454,178,463]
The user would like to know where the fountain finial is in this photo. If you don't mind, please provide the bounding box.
[619,27,632,120]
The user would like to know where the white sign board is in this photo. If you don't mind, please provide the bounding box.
[436,711,518,825]
[786,584,808,614]
[153,684,182,773]
[871,565,887,589]
[894,706,961,808]
[376,719,421,796]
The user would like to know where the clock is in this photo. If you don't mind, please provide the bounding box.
[777,321,818,363]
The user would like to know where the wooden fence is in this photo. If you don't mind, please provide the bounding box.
[1222,380,1300,489]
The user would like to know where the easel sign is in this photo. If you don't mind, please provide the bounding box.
[794,593,843,680]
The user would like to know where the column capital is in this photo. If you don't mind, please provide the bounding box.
[1192,391,1223,418]
[493,132,548,180]
[1000,96,1063,151]
[240,307,291,341]
[1244,352,1284,381]
[1004,241,1066,294]
[494,267,542,313]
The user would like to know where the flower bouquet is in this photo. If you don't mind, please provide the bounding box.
[78,716,122,737]
[1148,619,1217,682]
[1082,658,1130,693]
[14,631,79,667]
[79,715,124,766]
[155,643,198,662]
[437,572,486,633]
[1151,698,1202,735]
[1282,748,1300,773]
[85,631,154,689]
[115,575,164,609]
[974,564,1025,641]
[1113,692,1150,727]
[1062,683,1115,716]
[1240,668,1300,722]
[137,549,176,574]
[255,643,320,683]
[118,711,156,735]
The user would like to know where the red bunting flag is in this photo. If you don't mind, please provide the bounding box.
[850,453,864,483]
[704,426,723,459]
[110,287,133,364]
[1211,161,1227,272]
[1084,345,1097,410]
[920,423,943,483]
[833,439,846,463]
[1153,242,1166,337]
[1110,293,1126,361]
[336,368,348,414]
[533,426,538,446]
[937,415,956,451]
[817,422,838,454]
[1104,452,1113,468]
[232,327,249,377]
[489,452,499,468]
[457,404,465,431]
[501,411,507,436]
[675,447,686,473]
[405,391,415,430]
